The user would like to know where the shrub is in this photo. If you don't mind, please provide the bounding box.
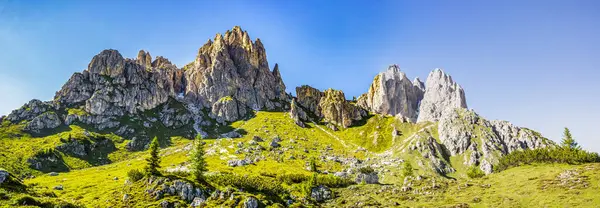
[13,195,40,206]
[358,166,375,174]
[144,137,161,176]
[190,134,208,183]
[402,162,413,178]
[277,173,308,184]
[494,147,600,172]
[205,173,287,197]
[466,166,485,178]
[309,158,318,172]
[127,169,144,182]
[317,175,354,188]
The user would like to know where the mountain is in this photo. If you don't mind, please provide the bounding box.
[1,26,597,208]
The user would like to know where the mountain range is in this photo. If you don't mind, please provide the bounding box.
[0,26,597,208]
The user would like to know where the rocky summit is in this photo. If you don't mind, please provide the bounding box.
[1,26,596,208]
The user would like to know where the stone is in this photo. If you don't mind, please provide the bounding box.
[24,112,62,133]
[355,172,379,184]
[123,194,130,202]
[270,140,281,148]
[48,172,59,176]
[417,69,467,122]
[289,98,308,127]
[243,196,259,208]
[191,197,206,207]
[319,89,366,128]
[357,65,423,122]
[310,185,333,202]
[0,170,8,184]
[210,96,247,124]
[295,85,324,117]
[54,185,64,190]
[252,136,263,142]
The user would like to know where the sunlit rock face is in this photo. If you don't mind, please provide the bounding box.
[357,65,423,122]
[417,68,467,123]
[183,26,287,112]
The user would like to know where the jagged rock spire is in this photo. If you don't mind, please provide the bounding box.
[357,65,423,122]
[417,68,467,122]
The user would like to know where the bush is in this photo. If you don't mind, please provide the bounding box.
[402,162,413,178]
[276,173,354,188]
[494,147,600,172]
[277,173,308,184]
[317,175,354,188]
[466,166,485,178]
[206,173,287,197]
[127,169,144,182]
[13,195,41,206]
[358,166,375,174]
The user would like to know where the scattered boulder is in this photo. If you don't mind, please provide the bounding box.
[24,112,62,133]
[252,136,263,142]
[54,185,64,190]
[0,170,8,184]
[243,196,259,208]
[356,172,379,184]
[310,185,333,202]
[228,159,253,167]
[270,140,281,148]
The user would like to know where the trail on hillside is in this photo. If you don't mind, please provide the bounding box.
[311,121,355,149]
[375,123,436,157]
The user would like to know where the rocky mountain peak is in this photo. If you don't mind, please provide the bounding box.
[357,65,423,122]
[417,68,467,123]
[136,50,152,67]
[87,49,125,77]
[184,26,287,112]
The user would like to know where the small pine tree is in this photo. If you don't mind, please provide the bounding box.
[144,137,161,176]
[309,157,318,172]
[402,162,413,178]
[561,128,579,150]
[191,134,208,183]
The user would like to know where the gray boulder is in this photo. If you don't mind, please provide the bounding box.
[310,185,333,202]
[355,172,379,184]
[0,169,8,184]
[24,112,62,133]
[243,196,259,208]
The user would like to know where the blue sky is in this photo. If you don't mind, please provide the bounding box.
[1,0,598,151]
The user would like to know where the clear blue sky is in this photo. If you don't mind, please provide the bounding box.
[1,0,598,151]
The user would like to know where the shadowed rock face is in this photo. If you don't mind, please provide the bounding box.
[357,65,424,122]
[417,69,467,123]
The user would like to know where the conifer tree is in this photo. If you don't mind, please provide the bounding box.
[561,127,579,150]
[144,137,161,176]
[191,134,208,183]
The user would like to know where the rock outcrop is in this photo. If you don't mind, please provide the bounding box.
[294,86,365,128]
[357,65,423,122]
[183,26,287,111]
[210,96,247,124]
[438,108,553,174]
[24,112,62,133]
[319,89,366,128]
[289,98,308,127]
[295,85,323,117]
[417,69,467,122]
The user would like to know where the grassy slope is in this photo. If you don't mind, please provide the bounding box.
[327,163,600,207]
[1,111,598,207]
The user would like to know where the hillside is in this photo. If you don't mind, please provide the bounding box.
[1,26,598,207]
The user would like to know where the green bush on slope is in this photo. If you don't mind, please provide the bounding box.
[494,147,599,172]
